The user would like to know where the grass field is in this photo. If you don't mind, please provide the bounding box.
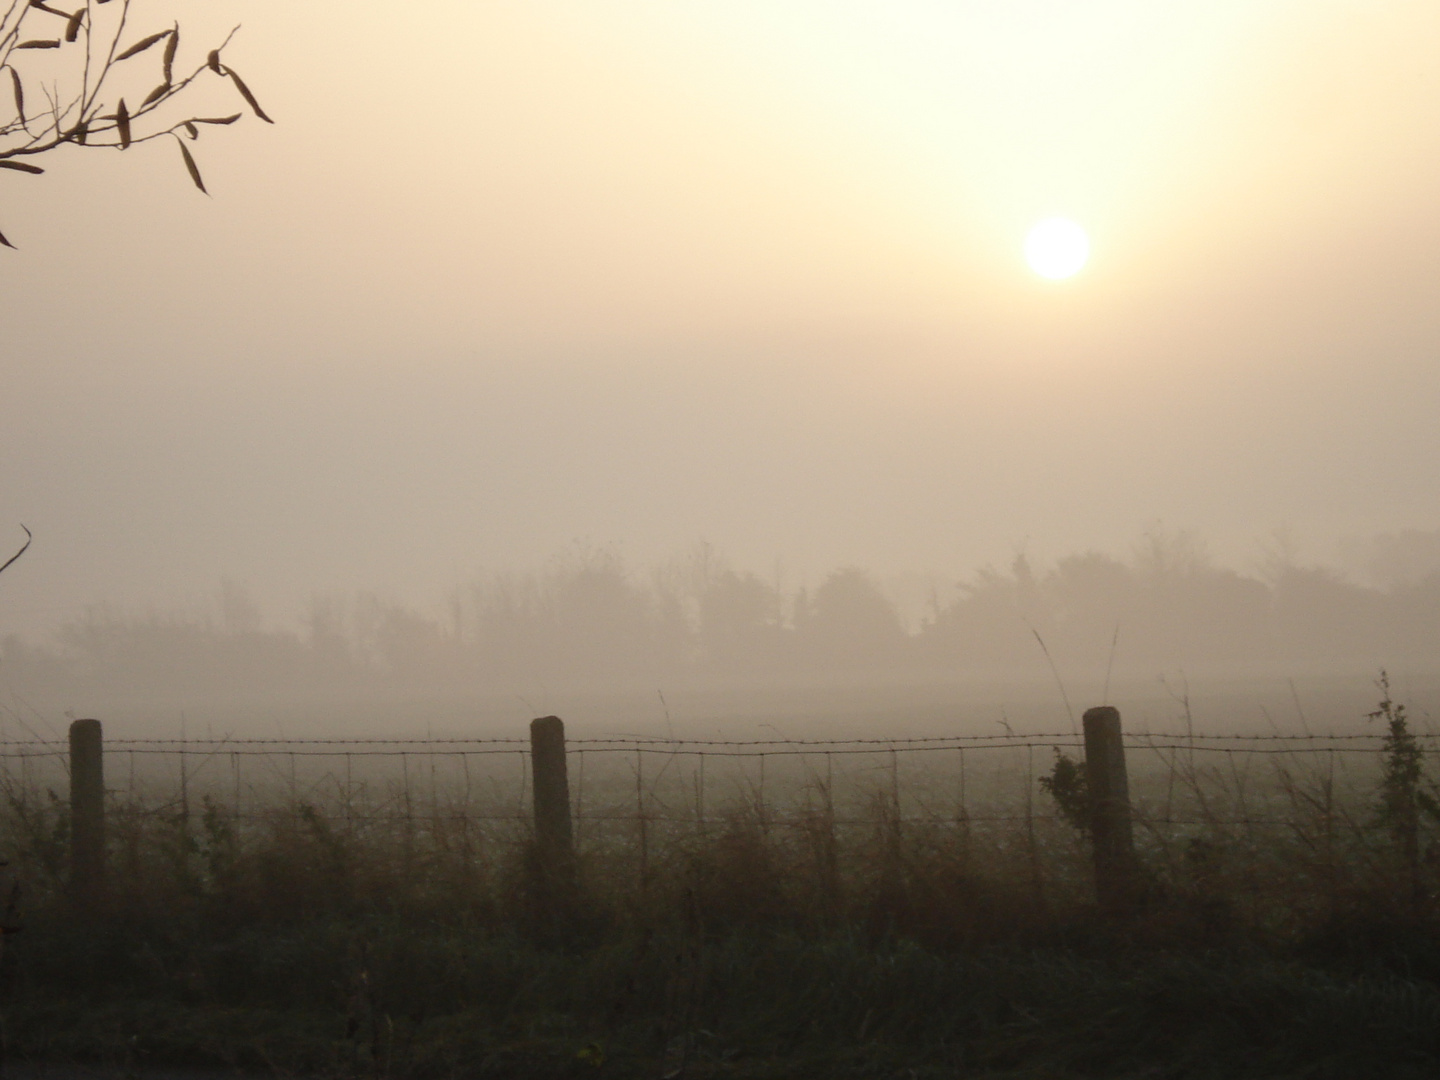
[4,687,1440,1077]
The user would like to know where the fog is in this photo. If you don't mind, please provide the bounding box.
[3,532,1440,743]
[2,2,1439,737]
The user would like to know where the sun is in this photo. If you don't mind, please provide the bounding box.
[1025,218,1090,279]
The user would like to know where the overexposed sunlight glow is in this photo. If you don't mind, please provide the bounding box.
[1025,218,1090,279]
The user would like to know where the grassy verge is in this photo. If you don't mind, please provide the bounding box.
[9,915,1440,1079]
[9,694,1440,1077]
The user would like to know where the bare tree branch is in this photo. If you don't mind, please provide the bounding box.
[0,524,31,578]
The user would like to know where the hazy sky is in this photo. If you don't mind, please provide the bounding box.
[2,0,1439,635]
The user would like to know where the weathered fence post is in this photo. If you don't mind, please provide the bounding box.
[1082,706,1137,912]
[529,716,575,916]
[69,718,105,906]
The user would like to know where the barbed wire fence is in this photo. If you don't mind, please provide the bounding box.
[0,717,1433,915]
[0,728,1422,826]
[0,730,1424,819]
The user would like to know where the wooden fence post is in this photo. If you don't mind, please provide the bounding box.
[69,718,105,906]
[529,716,575,909]
[1082,706,1137,912]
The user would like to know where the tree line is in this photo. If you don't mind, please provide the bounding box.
[3,532,1440,703]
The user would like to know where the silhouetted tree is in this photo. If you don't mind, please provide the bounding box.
[0,525,28,579]
[542,547,662,681]
[0,0,270,246]
[796,567,907,671]
[698,569,783,672]
[920,554,1041,670]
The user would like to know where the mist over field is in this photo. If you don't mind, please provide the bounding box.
[4,528,1439,742]
[4,1,1440,741]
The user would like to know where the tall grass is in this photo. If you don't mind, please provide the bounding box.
[4,717,1440,1076]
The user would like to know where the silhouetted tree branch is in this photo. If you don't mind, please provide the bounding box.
[0,0,270,247]
[0,524,30,577]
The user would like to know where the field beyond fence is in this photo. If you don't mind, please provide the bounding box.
[5,708,1438,926]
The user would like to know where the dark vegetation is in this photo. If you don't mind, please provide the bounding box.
[4,680,1440,1077]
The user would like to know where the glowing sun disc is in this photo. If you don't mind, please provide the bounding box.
[1025,218,1090,279]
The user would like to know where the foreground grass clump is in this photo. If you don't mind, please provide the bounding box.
[5,779,1440,1079]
